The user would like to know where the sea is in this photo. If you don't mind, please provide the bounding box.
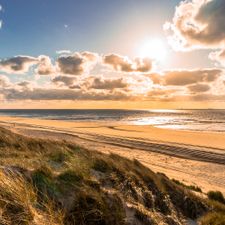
[0,109,225,132]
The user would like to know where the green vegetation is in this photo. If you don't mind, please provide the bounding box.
[0,127,223,224]
[199,200,225,225]
[172,178,202,193]
[207,191,225,204]
[200,212,225,225]
[48,150,70,164]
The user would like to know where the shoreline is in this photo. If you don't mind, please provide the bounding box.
[1,108,225,134]
[0,115,224,149]
[0,115,225,194]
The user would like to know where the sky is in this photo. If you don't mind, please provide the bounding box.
[0,0,225,109]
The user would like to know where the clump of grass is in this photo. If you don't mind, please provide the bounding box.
[161,176,207,219]
[207,191,225,204]
[92,158,112,173]
[199,212,225,225]
[199,195,225,224]
[0,170,64,225]
[85,179,101,191]
[134,208,155,225]
[64,190,125,225]
[0,170,35,224]
[172,179,202,193]
[58,170,83,184]
[187,185,202,193]
[32,166,60,204]
[48,151,70,164]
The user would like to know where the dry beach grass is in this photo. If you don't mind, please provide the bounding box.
[0,127,224,224]
[0,116,224,195]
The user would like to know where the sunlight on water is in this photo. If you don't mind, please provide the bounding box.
[132,116,175,126]
[147,109,182,113]
[0,109,225,132]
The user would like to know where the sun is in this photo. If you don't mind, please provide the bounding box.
[138,39,167,62]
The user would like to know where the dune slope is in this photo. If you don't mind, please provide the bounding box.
[0,128,224,225]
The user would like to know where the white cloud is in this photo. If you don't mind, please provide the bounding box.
[103,54,153,73]
[165,0,225,51]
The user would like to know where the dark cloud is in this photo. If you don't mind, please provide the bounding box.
[52,75,130,91]
[16,81,34,90]
[146,93,225,102]
[188,83,211,93]
[17,81,31,87]
[149,69,222,86]
[190,94,225,102]
[57,52,98,75]
[0,56,38,74]
[3,88,134,101]
[87,77,129,90]
[52,76,78,89]
[103,54,152,73]
[0,52,98,76]
[57,55,83,75]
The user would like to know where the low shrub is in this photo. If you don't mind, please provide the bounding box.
[58,170,83,183]
[200,212,225,225]
[92,158,112,173]
[207,191,225,204]
[172,179,202,193]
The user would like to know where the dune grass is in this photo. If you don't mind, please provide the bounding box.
[207,191,225,204]
[172,179,202,193]
[0,127,224,224]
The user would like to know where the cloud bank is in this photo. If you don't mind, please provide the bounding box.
[149,69,222,86]
[0,50,224,104]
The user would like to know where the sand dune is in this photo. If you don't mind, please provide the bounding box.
[0,115,225,194]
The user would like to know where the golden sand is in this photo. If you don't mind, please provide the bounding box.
[0,115,224,194]
[0,116,224,149]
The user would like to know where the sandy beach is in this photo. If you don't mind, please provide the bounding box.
[0,115,225,195]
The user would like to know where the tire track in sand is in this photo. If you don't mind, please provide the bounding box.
[80,133,225,165]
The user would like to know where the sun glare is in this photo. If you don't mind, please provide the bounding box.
[138,39,167,62]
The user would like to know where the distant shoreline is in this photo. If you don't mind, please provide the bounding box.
[0,115,225,149]
[0,109,225,133]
